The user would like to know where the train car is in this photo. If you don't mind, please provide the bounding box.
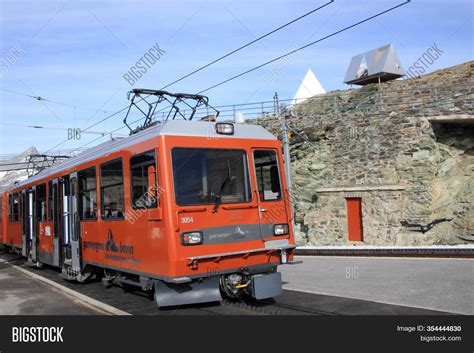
[0,193,4,246]
[2,189,23,251]
[1,93,297,307]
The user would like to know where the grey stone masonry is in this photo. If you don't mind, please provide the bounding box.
[250,61,474,245]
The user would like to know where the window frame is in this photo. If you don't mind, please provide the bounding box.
[10,192,20,222]
[8,193,12,222]
[252,149,283,203]
[100,158,125,221]
[36,183,47,222]
[12,192,20,223]
[47,180,53,221]
[78,166,98,221]
[130,150,158,210]
[171,147,252,207]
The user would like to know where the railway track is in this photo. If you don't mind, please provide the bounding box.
[0,251,251,315]
[1,251,333,316]
[0,250,453,316]
[222,297,337,315]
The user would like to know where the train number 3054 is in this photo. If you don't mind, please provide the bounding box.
[181,217,194,224]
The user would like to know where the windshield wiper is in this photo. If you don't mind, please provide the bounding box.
[212,176,236,213]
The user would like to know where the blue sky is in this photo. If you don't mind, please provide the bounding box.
[0,0,472,155]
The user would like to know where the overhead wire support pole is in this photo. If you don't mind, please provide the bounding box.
[275,93,294,225]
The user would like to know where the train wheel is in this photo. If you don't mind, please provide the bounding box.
[220,274,247,299]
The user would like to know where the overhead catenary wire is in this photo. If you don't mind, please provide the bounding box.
[44,0,410,155]
[0,122,108,135]
[0,88,109,113]
[198,0,411,94]
[159,0,334,90]
[35,0,334,152]
[7,80,469,159]
[42,106,134,154]
[51,0,335,132]
[44,89,466,158]
[151,0,411,117]
[40,3,335,153]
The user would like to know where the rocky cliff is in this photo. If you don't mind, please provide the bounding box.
[251,61,473,245]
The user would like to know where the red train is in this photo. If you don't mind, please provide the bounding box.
[0,91,296,307]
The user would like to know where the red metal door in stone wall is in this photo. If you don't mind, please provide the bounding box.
[346,198,363,242]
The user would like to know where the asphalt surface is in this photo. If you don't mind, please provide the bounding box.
[280,256,474,315]
[0,257,99,315]
[0,251,459,315]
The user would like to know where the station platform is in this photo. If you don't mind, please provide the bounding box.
[0,255,126,315]
[280,255,474,315]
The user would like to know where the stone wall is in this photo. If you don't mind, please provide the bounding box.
[251,61,474,245]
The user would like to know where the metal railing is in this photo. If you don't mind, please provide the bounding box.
[171,82,473,122]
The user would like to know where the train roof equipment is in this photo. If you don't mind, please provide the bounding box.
[123,89,220,135]
[26,154,70,177]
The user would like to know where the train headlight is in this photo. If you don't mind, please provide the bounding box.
[274,224,289,236]
[215,123,234,135]
[181,231,203,245]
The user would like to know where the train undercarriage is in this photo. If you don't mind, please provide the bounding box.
[6,241,286,308]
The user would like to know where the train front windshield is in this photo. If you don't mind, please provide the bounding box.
[172,148,252,206]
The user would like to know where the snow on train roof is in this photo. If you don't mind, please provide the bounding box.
[16,120,276,188]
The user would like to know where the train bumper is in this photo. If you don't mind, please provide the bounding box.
[154,276,222,307]
[185,244,295,264]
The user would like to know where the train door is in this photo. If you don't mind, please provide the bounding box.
[69,172,81,272]
[252,149,289,241]
[28,187,38,261]
[61,177,71,265]
[52,179,61,266]
[21,190,28,256]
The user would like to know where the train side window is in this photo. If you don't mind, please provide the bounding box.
[253,150,282,201]
[8,194,12,221]
[48,180,53,221]
[78,167,98,220]
[36,184,47,221]
[130,150,157,209]
[13,193,19,222]
[8,193,19,222]
[100,159,125,220]
[21,192,27,229]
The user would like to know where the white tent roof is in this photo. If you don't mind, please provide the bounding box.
[292,69,326,104]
